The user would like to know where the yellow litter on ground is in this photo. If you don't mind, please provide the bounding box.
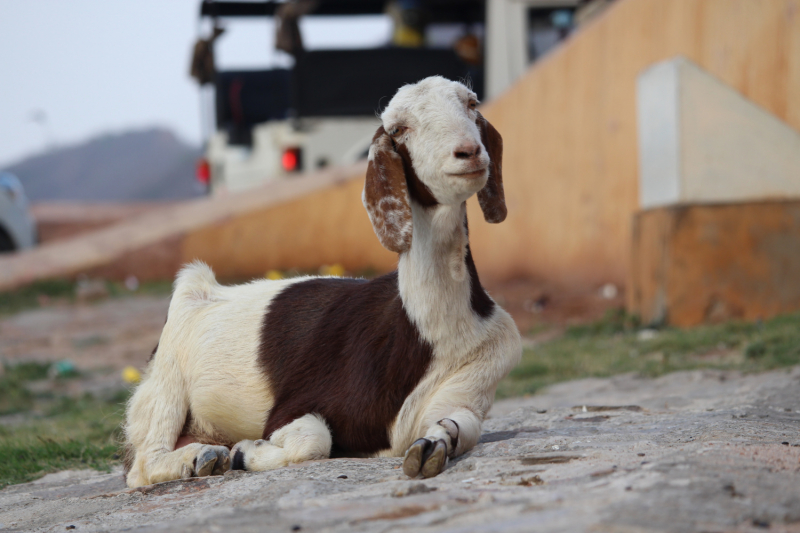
[320,264,345,277]
[122,366,141,384]
[265,270,283,280]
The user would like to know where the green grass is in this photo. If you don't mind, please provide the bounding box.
[496,310,800,399]
[0,362,54,415]
[0,279,76,316]
[0,359,129,488]
[0,391,128,489]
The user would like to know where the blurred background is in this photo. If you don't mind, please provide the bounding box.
[1,0,799,486]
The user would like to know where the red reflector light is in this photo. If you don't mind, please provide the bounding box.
[282,148,301,172]
[196,158,211,185]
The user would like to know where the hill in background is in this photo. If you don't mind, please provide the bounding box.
[2,128,204,202]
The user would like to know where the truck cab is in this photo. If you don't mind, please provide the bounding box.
[197,0,591,194]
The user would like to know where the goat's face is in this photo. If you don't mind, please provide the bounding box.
[363,76,506,253]
[381,77,489,205]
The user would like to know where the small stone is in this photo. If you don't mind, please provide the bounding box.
[600,283,618,299]
[782,442,789,445]
[337,475,348,479]
[124,275,139,291]
[291,526,302,532]
[518,475,544,486]
[637,329,658,341]
[637,453,645,457]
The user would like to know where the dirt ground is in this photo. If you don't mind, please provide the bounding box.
[1,366,799,532]
[5,290,798,532]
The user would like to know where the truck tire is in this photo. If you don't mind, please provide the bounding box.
[0,226,15,253]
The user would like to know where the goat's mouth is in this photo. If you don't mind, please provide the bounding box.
[448,168,488,179]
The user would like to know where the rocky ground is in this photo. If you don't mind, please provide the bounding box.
[1,366,798,533]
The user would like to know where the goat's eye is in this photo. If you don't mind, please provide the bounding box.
[468,100,478,110]
[388,126,404,136]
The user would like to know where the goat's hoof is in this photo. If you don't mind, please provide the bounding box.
[212,447,230,475]
[403,438,431,477]
[194,447,218,477]
[420,439,447,478]
[403,438,447,478]
[194,445,230,477]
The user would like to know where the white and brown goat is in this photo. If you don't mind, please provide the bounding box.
[123,76,521,488]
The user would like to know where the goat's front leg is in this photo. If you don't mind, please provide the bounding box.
[229,413,332,471]
[403,408,481,478]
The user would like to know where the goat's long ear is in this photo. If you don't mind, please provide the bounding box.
[476,112,507,223]
[362,126,413,253]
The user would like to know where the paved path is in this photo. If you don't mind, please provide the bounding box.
[2,367,799,532]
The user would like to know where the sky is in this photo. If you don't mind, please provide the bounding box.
[0,1,390,166]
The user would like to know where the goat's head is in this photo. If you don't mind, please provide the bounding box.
[363,76,506,254]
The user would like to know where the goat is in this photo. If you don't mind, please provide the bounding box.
[123,76,521,488]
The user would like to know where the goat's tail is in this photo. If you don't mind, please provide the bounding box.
[172,261,219,303]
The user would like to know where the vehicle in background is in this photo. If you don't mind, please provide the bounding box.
[195,0,603,194]
[0,172,37,253]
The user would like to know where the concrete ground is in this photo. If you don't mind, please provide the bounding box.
[1,366,798,533]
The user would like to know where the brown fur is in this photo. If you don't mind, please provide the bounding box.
[394,142,439,208]
[363,127,414,253]
[465,243,495,318]
[258,272,434,455]
[476,112,507,224]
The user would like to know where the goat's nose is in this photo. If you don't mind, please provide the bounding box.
[453,144,481,159]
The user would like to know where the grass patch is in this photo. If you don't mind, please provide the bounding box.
[0,362,55,415]
[0,279,75,316]
[496,310,800,399]
[0,359,129,488]
[0,394,127,488]
[0,278,174,317]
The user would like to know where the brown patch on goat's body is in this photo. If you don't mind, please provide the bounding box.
[465,244,495,318]
[476,112,507,224]
[364,127,414,253]
[258,272,434,455]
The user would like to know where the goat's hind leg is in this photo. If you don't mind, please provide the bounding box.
[230,413,332,471]
[124,358,230,488]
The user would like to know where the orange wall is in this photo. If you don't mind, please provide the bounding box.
[467,0,800,289]
[630,201,800,326]
[181,175,396,278]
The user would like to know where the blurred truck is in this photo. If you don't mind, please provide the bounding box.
[196,0,597,194]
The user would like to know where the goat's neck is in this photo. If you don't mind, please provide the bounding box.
[398,201,487,355]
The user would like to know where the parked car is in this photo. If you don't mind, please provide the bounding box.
[0,172,37,253]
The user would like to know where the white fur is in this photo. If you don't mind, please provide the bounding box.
[380,77,491,205]
[231,414,332,471]
[123,77,521,488]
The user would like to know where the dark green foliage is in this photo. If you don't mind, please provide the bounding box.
[0,278,173,317]
[565,308,639,338]
[0,362,53,415]
[0,279,75,316]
